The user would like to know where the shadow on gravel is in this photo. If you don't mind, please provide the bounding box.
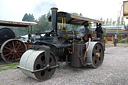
[104,52,113,54]
[64,65,95,72]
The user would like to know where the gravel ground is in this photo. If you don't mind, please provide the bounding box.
[0,45,128,85]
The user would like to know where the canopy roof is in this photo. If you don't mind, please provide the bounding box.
[48,12,104,25]
[0,20,37,27]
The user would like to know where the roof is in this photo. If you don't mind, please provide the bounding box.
[91,25,125,30]
[106,31,128,34]
[48,12,104,25]
[103,25,125,30]
[0,20,37,27]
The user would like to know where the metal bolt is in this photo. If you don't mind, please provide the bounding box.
[96,53,100,57]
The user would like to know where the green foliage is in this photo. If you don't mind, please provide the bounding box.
[22,13,35,21]
[109,18,112,25]
[34,14,52,33]
[0,63,19,71]
[118,40,127,43]
[121,17,125,25]
[112,21,116,26]
[100,17,103,21]
[117,33,122,40]
[116,17,120,26]
[103,29,107,37]
[21,12,53,34]
[127,24,128,31]
[100,17,122,26]
[106,18,109,25]
[79,13,83,16]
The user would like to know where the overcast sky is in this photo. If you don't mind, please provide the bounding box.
[0,0,127,23]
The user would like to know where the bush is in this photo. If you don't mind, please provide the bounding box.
[117,33,122,40]
[118,40,127,43]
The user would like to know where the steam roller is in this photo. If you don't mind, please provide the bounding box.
[0,28,27,63]
[18,41,104,80]
[18,7,105,81]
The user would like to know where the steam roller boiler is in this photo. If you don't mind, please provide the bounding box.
[18,8,105,81]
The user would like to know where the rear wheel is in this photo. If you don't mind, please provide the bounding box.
[87,42,104,68]
[1,39,27,63]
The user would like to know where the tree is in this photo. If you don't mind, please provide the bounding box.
[121,17,125,25]
[22,13,29,21]
[28,14,35,21]
[103,20,106,26]
[100,17,103,21]
[22,13,35,21]
[106,18,109,25]
[117,33,122,40]
[34,14,52,33]
[126,24,128,31]
[109,18,112,25]
[79,13,83,16]
[112,21,116,26]
[22,13,35,35]
[116,17,120,26]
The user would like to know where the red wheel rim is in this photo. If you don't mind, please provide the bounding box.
[1,39,27,63]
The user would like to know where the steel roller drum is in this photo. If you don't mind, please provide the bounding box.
[19,50,56,80]
[86,42,104,68]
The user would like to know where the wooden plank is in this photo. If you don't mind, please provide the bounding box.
[0,20,37,27]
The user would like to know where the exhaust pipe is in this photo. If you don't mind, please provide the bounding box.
[51,8,58,35]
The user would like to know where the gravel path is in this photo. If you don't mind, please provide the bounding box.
[0,45,128,85]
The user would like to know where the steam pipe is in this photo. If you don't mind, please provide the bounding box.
[51,8,58,35]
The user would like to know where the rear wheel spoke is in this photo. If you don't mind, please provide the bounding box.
[17,50,25,53]
[7,55,12,60]
[3,50,10,52]
[16,44,22,50]
[12,41,15,49]
[5,46,12,50]
[8,43,13,49]
[17,46,24,50]
[18,53,23,56]
[11,55,15,61]
[14,54,17,61]
[1,39,26,63]
[5,53,11,57]
[16,54,20,58]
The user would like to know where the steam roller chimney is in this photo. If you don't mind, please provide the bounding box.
[51,7,58,35]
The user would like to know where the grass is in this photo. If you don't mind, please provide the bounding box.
[118,40,127,43]
[0,62,19,71]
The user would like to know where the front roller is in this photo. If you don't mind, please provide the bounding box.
[18,48,57,81]
[86,42,104,68]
